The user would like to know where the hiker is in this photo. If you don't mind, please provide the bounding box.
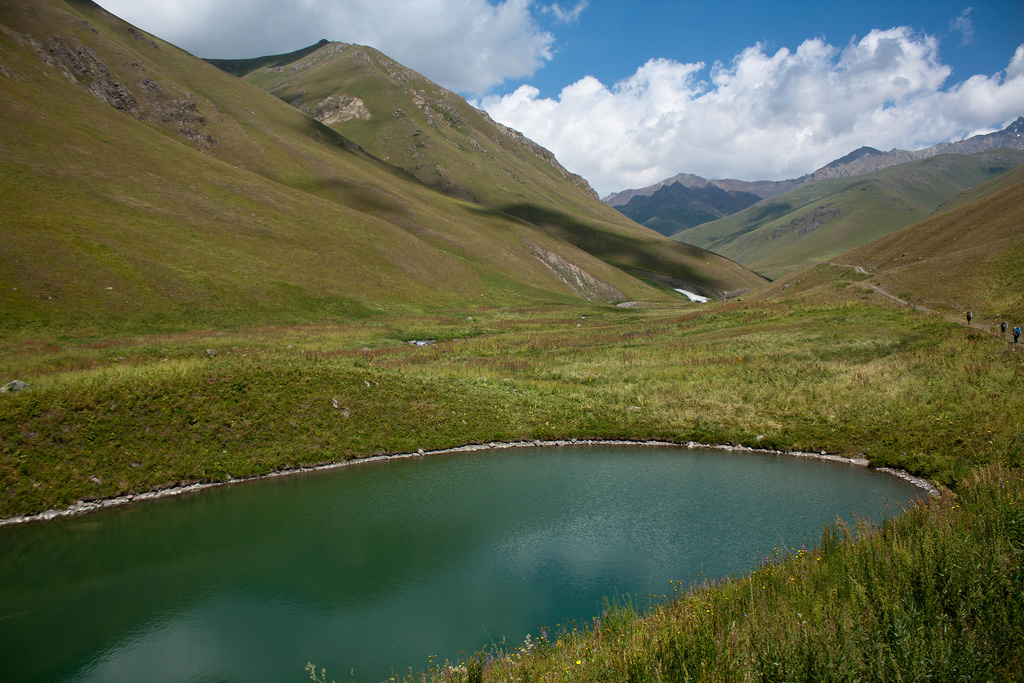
[1002,321,1009,335]
[967,311,973,325]
[1015,326,1021,344]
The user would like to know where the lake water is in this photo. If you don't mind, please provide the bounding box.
[0,444,925,682]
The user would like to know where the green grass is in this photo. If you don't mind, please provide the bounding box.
[3,296,1022,518]
[5,292,1021,680]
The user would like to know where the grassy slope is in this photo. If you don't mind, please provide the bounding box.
[673,150,1024,280]
[1,0,696,341]
[222,42,767,298]
[828,165,1024,326]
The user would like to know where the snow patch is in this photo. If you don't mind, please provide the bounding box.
[675,288,711,303]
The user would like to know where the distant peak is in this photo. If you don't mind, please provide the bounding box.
[825,146,885,169]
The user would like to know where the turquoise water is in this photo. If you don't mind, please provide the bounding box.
[0,445,924,682]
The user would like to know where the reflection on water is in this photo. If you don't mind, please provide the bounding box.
[0,445,923,682]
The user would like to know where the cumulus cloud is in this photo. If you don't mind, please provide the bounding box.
[480,28,1024,195]
[97,0,554,95]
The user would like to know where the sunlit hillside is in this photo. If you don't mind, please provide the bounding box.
[672,150,1024,280]
[0,0,764,342]
[210,40,767,298]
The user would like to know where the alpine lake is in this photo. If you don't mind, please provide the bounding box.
[0,444,926,682]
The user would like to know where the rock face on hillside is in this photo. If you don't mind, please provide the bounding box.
[1,22,218,148]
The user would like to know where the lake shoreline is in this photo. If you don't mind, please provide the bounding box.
[0,439,940,527]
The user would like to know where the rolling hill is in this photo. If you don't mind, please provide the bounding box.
[669,149,1024,280]
[0,1,765,341]
[818,164,1024,326]
[206,40,766,300]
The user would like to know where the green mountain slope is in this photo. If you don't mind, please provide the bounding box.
[210,41,766,298]
[826,165,1024,324]
[672,150,1024,280]
[0,1,768,338]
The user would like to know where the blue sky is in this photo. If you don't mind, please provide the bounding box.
[96,0,1024,194]
[526,1,1019,98]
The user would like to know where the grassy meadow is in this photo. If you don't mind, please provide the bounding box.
[4,291,1022,521]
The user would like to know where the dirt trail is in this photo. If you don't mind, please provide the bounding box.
[829,263,1015,340]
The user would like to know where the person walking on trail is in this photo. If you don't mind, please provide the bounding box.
[967,311,973,326]
[1015,326,1022,344]
[1003,321,1009,335]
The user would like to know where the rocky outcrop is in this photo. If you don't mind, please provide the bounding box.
[11,27,220,149]
[44,35,141,117]
[306,95,370,125]
[525,242,624,303]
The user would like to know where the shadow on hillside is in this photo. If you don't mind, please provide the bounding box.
[466,202,716,293]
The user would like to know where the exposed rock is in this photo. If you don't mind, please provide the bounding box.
[127,27,160,50]
[306,95,370,125]
[177,126,219,149]
[157,99,219,148]
[137,77,161,93]
[43,35,141,117]
[776,204,842,238]
[1,380,29,393]
[526,242,624,303]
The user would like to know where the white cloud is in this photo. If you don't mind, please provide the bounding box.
[949,7,976,47]
[481,28,1024,195]
[542,1,589,24]
[96,0,553,95]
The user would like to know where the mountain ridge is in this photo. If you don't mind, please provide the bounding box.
[207,39,766,299]
[605,116,1024,209]
[670,148,1024,280]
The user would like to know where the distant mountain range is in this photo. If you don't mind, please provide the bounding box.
[606,117,1024,237]
[670,148,1024,280]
